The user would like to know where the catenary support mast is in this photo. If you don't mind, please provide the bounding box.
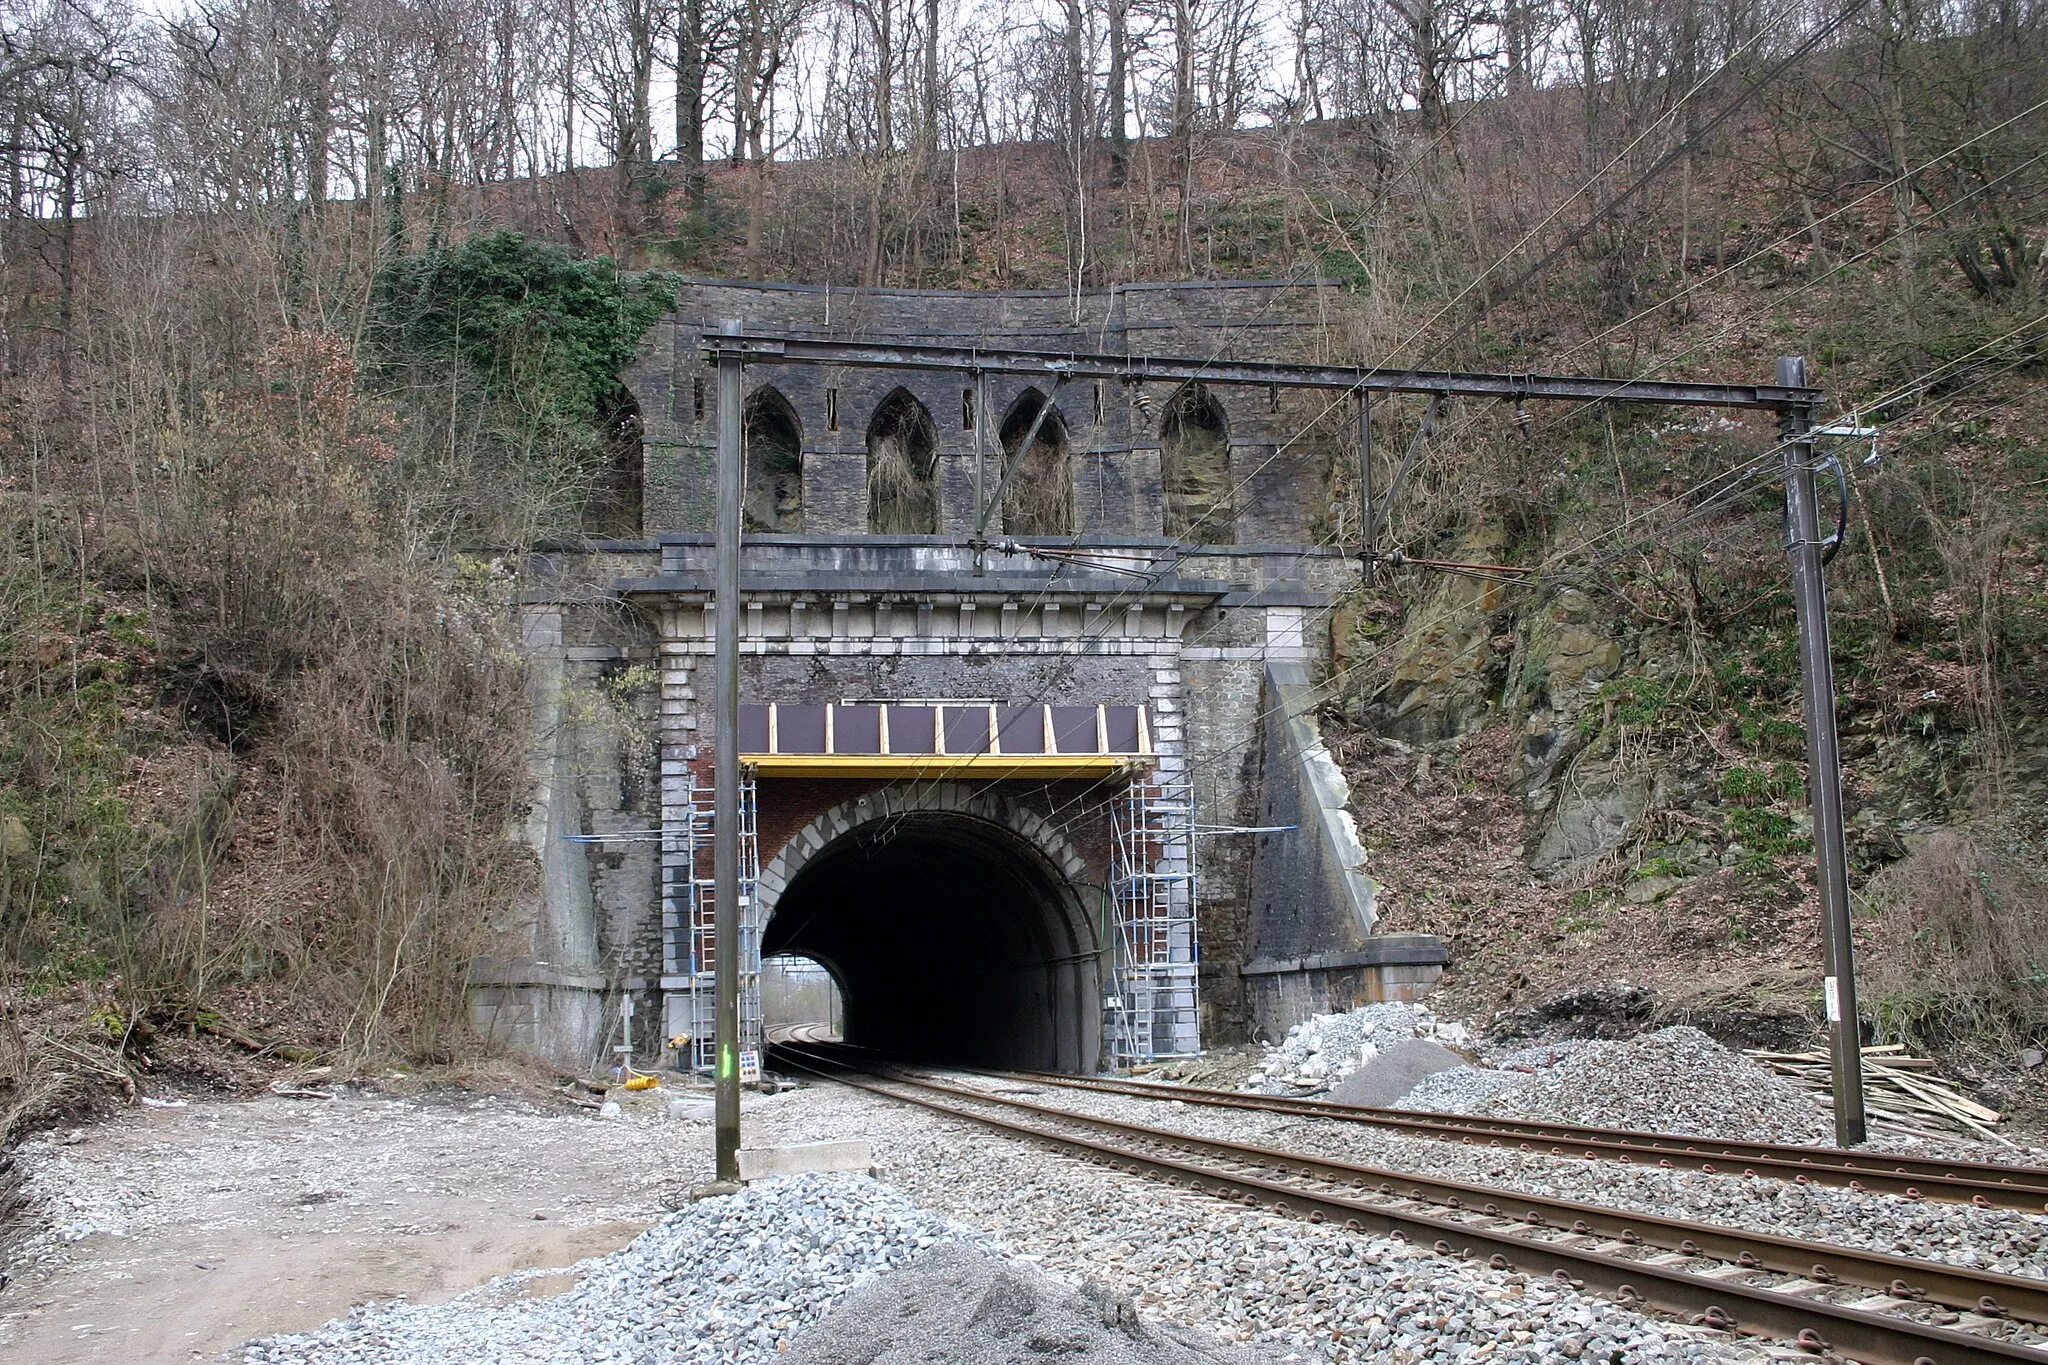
[1779,354,1867,1147]
[713,319,744,1182]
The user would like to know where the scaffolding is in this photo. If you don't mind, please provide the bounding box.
[663,771,762,1075]
[1108,779,1200,1063]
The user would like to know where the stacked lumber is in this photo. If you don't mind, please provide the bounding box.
[1745,1044,2010,1146]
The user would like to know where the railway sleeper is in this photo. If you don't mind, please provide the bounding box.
[788,1056,2048,1364]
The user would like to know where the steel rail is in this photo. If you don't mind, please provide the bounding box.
[987,1069,2048,1214]
[774,1048,2047,1365]
[866,1064,2048,1327]
[701,335,1821,411]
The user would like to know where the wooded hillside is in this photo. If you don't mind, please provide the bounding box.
[2,0,2042,1122]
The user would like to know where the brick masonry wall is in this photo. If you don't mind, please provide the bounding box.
[489,281,1393,1065]
[626,280,1348,544]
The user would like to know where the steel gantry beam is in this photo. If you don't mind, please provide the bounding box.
[700,334,1823,411]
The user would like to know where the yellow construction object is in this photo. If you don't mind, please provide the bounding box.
[623,1074,661,1091]
[742,753,1137,780]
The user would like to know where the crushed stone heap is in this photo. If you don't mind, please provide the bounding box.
[1246,1002,1474,1095]
[784,1242,1270,1364]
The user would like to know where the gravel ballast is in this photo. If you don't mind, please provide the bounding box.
[783,1241,1269,1364]
[760,1084,1765,1363]
[244,1173,969,1363]
[13,1042,2042,1365]
[1460,1027,1835,1143]
[938,1073,2048,1285]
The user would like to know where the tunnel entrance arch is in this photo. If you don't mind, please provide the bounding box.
[758,784,1101,1072]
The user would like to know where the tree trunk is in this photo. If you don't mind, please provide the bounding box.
[495,0,517,180]
[631,0,655,167]
[1064,0,1086,160]
[922,0,940,153]
[1063,0,1089,290]
[1107,0,1129,186]
[1172,0,1195,272]
[58,141,76,398]
[678,0,705,208]
[1504,0,1530,95]
[564,9,578,170]
[860,0,894,286]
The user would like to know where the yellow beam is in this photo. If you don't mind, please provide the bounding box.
[741,753,1139,780]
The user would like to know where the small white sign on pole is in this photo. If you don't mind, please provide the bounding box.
[738,1050,762,1085]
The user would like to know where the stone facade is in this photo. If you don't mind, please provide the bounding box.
[627,279,1352,545]
[479,280,1445,1072]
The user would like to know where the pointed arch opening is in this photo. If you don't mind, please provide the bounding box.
[866,388,940,534]
[998,387,1075,537]
[584,388,643,537]
[1160,382,1234,544]
[743,385,804,533]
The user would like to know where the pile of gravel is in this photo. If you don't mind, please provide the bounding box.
[784,1242,1267,1364]
[1389,1063,1526,1114]
[1390,1040,1589,1115]
[1246,1003,1474,1094]
[243,1173,976,1364]
[1475,1026,1833,1143]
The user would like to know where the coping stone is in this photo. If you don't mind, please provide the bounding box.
[737,1139,877,1181]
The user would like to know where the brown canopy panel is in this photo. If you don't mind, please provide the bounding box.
[740,702,1150,779]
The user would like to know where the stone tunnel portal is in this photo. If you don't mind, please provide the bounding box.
[760,809,1101,1073]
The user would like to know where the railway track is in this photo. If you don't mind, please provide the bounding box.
[771,1044,2048,1365]
[764,1022,843,1046]
[980,1068,2048,1214]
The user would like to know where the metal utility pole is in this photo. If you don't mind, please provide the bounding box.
[713,319,744,1183]
[971,372,987,574]
[1357,390,1375,576]
[1779,354,1867,1148]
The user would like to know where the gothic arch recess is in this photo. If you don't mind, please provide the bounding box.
[587,388,644,537]
[866,388,939,534]
[743,385,804,532]
[998,387,1075,536]
[1160,381,1233,544]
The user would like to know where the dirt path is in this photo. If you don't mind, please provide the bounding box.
[0,1089,715,1363]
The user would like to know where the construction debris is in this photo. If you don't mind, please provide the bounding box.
[1745,1045,2011,1145]
[1245,1004,1475,1095]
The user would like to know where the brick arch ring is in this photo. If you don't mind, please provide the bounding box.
[754,781,1094,921]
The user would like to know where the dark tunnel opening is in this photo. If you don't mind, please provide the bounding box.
[761,812,1099,1072]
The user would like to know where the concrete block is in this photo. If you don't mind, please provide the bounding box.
[738,1139,876,1181]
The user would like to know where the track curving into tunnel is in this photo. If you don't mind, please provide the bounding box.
[760,810,1101,1073]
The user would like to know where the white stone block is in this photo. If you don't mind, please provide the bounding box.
[737,1139,874,1181]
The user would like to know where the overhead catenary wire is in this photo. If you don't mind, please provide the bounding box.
[727,36,2044,948]
[1373,0,1829,373]
[991,0,2040,622]
[1524,305,2048,577]
[1096,121,2048,589]
[1494,140,2048,502]
[724,297,2043,886]
[1553,127,2048,372]
[1021,340,2043,853]
[890,131,2048,958]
